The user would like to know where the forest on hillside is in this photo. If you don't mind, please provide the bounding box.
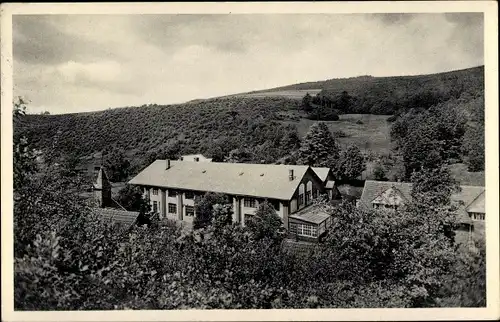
[13,66,485,183]
[265,66,484,115]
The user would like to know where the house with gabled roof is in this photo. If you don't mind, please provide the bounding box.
[128,159,340,241]
[358,180,485,235]
[312,167,341,201]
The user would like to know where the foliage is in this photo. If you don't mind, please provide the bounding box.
[462,124,485,172]
[116,185,148,212]
[102,149,132,182]
[298,122,340,166]
[279,66,483,115]
[332,144,366,181]
[245,201,285,242]
[391,102,468,179]
[193,192,231,229]
[14,97,303,170]
[411,166,460,206]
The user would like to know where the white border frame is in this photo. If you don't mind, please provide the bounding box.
[1,2,498,321]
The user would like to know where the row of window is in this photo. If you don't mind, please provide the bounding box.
[243,198,280,211]
[151,188,194,199]
[469,212,485,221]
[298,189,317,207]
[152,201,195,217]
[289,223,318,237]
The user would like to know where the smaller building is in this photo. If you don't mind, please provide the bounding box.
[179,154,212,162]
[92,166,140,228]
[358,180,485,237]
[288,203,333,242]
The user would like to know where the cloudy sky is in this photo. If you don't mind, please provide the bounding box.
[13,13,483,114]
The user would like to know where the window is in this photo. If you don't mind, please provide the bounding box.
[244,198,256,208]
[169,190,177,197]
[153,201,158,213]
[470,212,485,221]
[168,203,177,214]
[153,188,158,196]
[298,193,304,206]
[290,223,318,237]
[306,191,312,205]
[185,205,195,216]
[194,157,200,162]
[312,187,318,199]
[269,200,280,211]
[185,191,194,200]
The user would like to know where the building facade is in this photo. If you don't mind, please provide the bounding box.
[129,159,339,240]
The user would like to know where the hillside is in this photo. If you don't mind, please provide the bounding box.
[14,97,302,175]
[234,66,484,115]
[14,66,484,183]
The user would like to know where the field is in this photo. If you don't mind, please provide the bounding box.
[232,89,322,100]
[281,113,392,155]
[449,163,485,186]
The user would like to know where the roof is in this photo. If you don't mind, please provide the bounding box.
[312,167,331,183]
[129,160,314,200]
[359,180,485,224]
[289,204,331,225]
[466,190,485,213]
[359,181,412,211]
[180,154,212,161]
[98,208,139,227]
[325,180,336,189]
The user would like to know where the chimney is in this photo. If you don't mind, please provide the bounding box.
[166,159,171,170]
[289,169,294,181]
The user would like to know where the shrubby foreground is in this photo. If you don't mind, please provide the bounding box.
[14,150,485,310]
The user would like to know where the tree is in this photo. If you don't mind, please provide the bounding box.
[462,125,484,172]
[116,185,148,212]
[193,192,231,229]
[302,93,313,112]
[333,145,366,181]
[298,122,340,166]
[410,166,460,206]
[245,201,285,242]
[103,149,131,182]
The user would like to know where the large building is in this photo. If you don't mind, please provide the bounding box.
[128,159,341,241]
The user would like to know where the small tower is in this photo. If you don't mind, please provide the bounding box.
[93,166,112,208]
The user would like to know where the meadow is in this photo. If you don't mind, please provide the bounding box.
[281,113,392,155]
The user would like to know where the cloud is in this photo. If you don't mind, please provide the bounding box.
[12,13,484,114]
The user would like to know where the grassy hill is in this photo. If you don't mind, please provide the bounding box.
[14,66,484,184]
[234,66,484,115]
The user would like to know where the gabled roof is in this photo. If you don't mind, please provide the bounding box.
[372,186,409,206]
[129,160,316,200]
[98,208,139,228]
[358,180,485,224]
[359,181,412,211]
[466,190,485,213]
[312,167,331,183]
